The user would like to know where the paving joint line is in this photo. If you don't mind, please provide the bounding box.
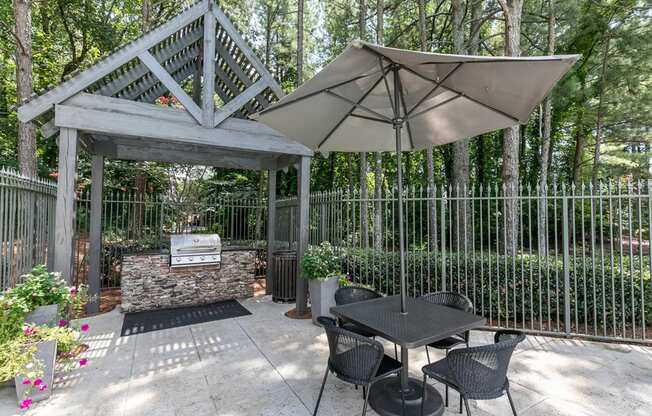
[236,319,313,415]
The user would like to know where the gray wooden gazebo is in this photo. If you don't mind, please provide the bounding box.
[17,0,312,313]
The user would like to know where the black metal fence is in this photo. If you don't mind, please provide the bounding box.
[0,168,56,290]
[73,191,268,288]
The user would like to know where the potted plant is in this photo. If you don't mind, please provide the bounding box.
[8,266,69,327]
[300,242,345,324]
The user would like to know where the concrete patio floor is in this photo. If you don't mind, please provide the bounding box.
[1,296,650,416]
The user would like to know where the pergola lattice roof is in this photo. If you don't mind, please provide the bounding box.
[18,0,311,170]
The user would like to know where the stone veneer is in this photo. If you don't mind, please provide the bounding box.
[121,249,255,312]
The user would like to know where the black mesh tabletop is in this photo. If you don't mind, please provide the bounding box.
[330,295,485,349]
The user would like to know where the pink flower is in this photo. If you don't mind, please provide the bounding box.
[38,384,48,392]
[23,326,36,336]
[19,399,32,409]
[21,378,31,385]
[80,323,89,332]
[33,378,42,386]
[69,286,78,295]
[79,358,88,367]
[58,319,68,327]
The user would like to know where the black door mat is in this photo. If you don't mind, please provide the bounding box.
[121,299,252,336]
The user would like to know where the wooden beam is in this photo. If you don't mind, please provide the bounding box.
[214,79,266,126]
[296,156,311,314]
[54,103,312,156]
[266,170,276,295]
[138,50,203,123]
[202,8,217,126]
[54,128,78,283]
[87,155,103,313]
[58,93,288,137]
[212,6,284,98]
[17,0,209,122]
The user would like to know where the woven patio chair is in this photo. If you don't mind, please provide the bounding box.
[419,292,474,361]
[420,329,525,415]
[314,316,405,416]
[334,286,399,359]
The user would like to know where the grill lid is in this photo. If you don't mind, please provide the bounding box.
[170,234,221,267]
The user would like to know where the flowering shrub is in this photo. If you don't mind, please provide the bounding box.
[5,265,92,319]
[300,242,345,281]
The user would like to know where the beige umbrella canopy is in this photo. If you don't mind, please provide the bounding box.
[254,40,579,314]
[255,40,579,152]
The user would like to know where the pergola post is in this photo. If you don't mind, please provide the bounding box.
[87,155,104,313]
[266,169,276,295]
[296,156,311,315]
[53,127,78,283]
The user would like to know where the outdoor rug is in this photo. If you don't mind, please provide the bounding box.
[121,299,252,336]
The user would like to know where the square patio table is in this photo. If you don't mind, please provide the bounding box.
[330,295,486,416]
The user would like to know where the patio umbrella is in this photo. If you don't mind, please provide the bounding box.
[254,40,579,314]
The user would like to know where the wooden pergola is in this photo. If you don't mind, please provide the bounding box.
[17,0,312,313]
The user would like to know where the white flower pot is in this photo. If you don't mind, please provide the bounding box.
[309,276,339,325]
[14,340,57,405]
[25,304,59,327]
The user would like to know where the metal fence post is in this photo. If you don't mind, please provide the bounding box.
[562,188,571,335]
[441,188,446,292]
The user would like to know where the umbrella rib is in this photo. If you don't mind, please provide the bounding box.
[396,73,415,149]
[317,69,390,150]
[256,69,384,116]
[406,63,464,117]
[441,84,521,123]
[378,57,396,116]
[350,113,393,124]
[406,93,462,120]
[324,90,393,122]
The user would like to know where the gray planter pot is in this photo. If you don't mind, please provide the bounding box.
[24,304,59,327]
[309,276,339,325]
[14,340,57,405]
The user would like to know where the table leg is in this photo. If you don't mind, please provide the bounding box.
[368,346,444,416]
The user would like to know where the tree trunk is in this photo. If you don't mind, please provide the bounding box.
[592,35,610,186]
[297,0,304,86]
[498,0,523,256]
[373,0,384,251]
[14,0,36,177]
[359,0,368,248]
[419,0,438,249]
[450,0,471,251]
[538,0,555,256]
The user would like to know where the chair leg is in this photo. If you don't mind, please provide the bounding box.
[313,367,329,416]
[400,384,406,416]
[459,393,463,414]
[506,388,518,416]
[420,374,427,416]
[362,385,367,400]
[362,383,371,416]
[463,397,471,415]
[425,346,430,364]
[445,385,449,407]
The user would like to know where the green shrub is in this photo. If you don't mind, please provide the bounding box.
[301,242,345,281]
[6,266,70,314]
[342,248,652,329]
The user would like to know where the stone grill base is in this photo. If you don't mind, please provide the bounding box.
[120,250,255,312]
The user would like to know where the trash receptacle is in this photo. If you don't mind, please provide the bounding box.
[272,250,297,303]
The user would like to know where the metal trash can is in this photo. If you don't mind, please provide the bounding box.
[272,250,297,303]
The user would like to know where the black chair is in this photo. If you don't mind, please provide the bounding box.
[334,287,398,359]
[420,329,526,415]
[419,292,474,361]
[314,317,405,416]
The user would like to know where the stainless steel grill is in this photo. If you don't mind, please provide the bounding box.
[170,234,221,268]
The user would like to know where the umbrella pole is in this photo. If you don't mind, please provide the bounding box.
[393,65,408,315]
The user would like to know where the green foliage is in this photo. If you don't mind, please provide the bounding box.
[6,266,70,314]
[0,295,25,344]
[343,248,652,329]
[300,241,345,281]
